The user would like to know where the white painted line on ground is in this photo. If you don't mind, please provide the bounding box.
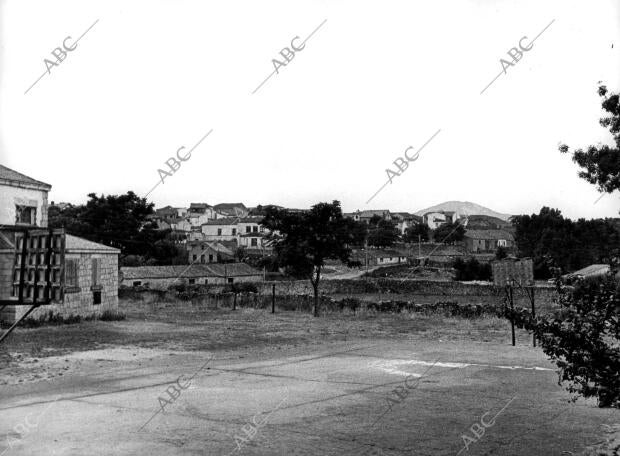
[372,359,554,377]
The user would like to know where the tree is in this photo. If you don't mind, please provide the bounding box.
[262,201,361,317]
[367,219,399,247]
[452,258,492,281]
[403,223,429,243]
[433,221,465,244]
[512,207,620,278]
[48,191,182,265]
[508,268,620,408]
[560,85,620,196]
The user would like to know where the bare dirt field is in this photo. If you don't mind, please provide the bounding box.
[0,299,618,455]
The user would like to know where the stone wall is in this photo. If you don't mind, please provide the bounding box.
[1,252,118,323]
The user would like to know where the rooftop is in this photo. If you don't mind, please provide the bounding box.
[0,165,51,191]
[121,262,260,280]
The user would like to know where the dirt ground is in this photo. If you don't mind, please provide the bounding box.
[0,299,618,455]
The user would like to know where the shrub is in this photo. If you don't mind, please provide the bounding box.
[99,310,126,321]
[506,270,620,408]
[453,258,492,281]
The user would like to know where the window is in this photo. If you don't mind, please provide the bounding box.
[133,281,142,287]
[251,238,258,247]
[227,278,234,284]
[91,259,101,286]
[15,205,37,225]
[204,279,208,284]
[200,255,205,263]
[246,226,251,233]
[93,290,102,305]
[188,279,196,284]
[252,226,258,233]
[232,228,237,235]
[65,258,79,291]
[260,226,265,233]
[208,254,214,262]
[217,228,222,236]
[192,254,197,261]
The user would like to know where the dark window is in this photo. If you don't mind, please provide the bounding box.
[133,281,142,286]
[204,279,208,284]
[209,254,214,262]
[15,205,37,225]
[188,279,196,284]
[227,278,233,284]
[93,290,102,305]
[246,226,251,233]
[251,238,258,247]
[192,254,197,261]
[217,228,222,235]
[200,255,205,263]
[252,226,258,233]
[260,226,265,233]
[232,228,237,236]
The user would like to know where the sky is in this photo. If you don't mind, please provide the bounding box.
[1,0,619,220]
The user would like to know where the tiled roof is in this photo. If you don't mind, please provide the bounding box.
[464,229,514,241]
[0,165,51,190]
[214,203,247,210]
[121,262,260,280]
[65,235,121,253]
[203,217,239,225]
[238,217,263,223]
[359,210,390,218]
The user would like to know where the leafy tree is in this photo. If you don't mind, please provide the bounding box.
[508,268,620,408]
[560,85,620,196]
[262,201,361,316]
[433,221,465,244]
[367,219,399,247]
[49,192,183,265]
[512,207,620,278]
[452,258,492,281]
[403,223,429,243]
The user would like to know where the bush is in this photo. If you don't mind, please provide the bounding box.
[99,310,126,321]
[506,270,620,408]
[453,258,492,281]
[223,283,259,294]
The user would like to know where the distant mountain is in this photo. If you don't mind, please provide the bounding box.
[414,201,512,221]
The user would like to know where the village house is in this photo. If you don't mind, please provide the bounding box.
[351,248,408,267]
[464,229,515,253]
[121,263,262,289]
[186,240,235,263]
[201,218,240,242]
[358,210,392,224]
[422,210,458,229]
[188,203,216,219]
[392,212,423,235]
[0,165,120,324]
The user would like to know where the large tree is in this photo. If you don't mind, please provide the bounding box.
[433,221,465,244]
[403,223,429,243]
[367,218,399,247]
[560,85,620,195]
[512,207,620,278]
[49,192,183,265]
[262,201,363,316]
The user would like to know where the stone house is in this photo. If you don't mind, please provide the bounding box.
[186,241,234,263]
[121,263,262,289]
[213,203,248,218]
[422,211,457,229]
[201,218,240,241]
[0,165,120,324]
[464,229,515,253]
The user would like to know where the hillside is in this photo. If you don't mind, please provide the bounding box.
[415,201,511,221]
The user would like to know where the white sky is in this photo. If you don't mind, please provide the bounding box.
[1,0,619,219]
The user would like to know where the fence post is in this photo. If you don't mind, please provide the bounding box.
[272,283,275,314]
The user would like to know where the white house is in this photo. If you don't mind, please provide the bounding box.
[201,217,239,241]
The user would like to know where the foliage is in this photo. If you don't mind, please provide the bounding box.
[506,270,620,408]
[262,201,362,316]
[367,219,399,247]
[403,223,430,242]
[49,192,186,266]
[223,282,258,294]
[560,85,620,195]
[433,221,465,244]
[99,310,126,321]
[452,258,492,281]
[495,246,508,260]
[512,207,620,278]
